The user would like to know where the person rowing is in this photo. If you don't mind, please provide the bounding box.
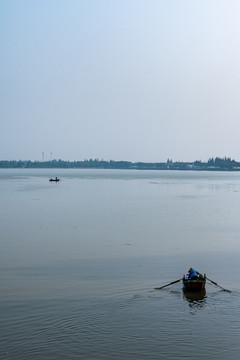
[187,267,198,280]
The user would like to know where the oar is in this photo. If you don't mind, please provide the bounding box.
[155,278,182,290]
[206,277,231,293]
[196,271,231,293]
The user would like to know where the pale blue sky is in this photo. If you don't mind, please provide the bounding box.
[1,0,240,162]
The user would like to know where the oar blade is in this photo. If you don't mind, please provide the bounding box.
[206,277,231,293]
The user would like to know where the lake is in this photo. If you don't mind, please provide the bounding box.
[0,169,240,359]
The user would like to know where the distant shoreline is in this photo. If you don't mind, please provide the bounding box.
[1,157,240,171]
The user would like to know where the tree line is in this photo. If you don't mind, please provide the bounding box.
[0,157,240,171]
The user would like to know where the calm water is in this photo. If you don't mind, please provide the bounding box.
[1,169,240,359]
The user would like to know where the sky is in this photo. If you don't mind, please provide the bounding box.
[1,0,240,163]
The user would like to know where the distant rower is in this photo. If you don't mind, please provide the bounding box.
[49,177,60,182]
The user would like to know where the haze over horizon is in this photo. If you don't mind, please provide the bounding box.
[1,0,240,163]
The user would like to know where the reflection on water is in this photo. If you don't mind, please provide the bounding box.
[183,289,207,309]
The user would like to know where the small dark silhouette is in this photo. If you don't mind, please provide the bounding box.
[49,177,60,182]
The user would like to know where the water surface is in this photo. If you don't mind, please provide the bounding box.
[0,169,240,359]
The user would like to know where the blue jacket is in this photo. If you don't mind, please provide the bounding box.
[188,269,197,278]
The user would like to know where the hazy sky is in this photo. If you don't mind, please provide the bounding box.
[1,0,240,162]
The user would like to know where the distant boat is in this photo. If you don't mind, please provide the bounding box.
[49,177,60,182]
[182,274,206,292]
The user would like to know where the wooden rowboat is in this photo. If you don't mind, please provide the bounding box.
[49,177,60,182]
[182,275,206,292]
[155,272,230,292]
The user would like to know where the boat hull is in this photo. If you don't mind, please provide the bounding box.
[182,278,206,292]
